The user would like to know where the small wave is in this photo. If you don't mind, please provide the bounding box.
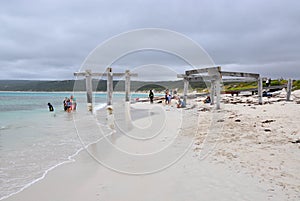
[94,103,106,111]
[0,151,80,201]
[0,126,8,131]
[92,103,106,115]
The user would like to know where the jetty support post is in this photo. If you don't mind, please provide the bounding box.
[210,80,215,105]
[74,69,94,112]
[258,77,263,105]
[215,78,221,109]
[124,70,138,130]
[125,70,131,102]
[124,70,131,130]
[287,78,292,101]
[208,67,221,109]
[183,78,189,104]
[85,70,93,111]
[105,67,115,131]
[107,67,113,106]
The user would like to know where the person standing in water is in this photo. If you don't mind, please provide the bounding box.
[63,97,68,111]
[70,95,77,110]
[48,103,54,112]
[149,89,154,104]
[66,98,72,112]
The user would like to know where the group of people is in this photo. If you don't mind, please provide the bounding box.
[63,95,77,112]
[165,89,186,108]
[47,95,77,112]
[148,89,185,108]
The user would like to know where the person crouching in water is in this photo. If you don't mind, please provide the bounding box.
[48,103,54,112]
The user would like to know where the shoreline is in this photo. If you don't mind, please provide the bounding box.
[1,91,300,201]
[1,102,169,200]
[0,125,116,201]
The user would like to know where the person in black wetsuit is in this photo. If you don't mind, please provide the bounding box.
[48,103,54,112]
[149,90,154,104]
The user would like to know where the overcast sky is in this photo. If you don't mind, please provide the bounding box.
[1,0,300,80]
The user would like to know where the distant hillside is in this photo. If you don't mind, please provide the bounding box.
[0,80,78,91]
[0,79,207,92]
[1,79,299,92]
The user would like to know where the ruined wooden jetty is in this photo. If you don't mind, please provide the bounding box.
[177,66,293,109]
[74,68,137,111]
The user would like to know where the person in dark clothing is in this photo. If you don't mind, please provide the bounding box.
[165,89,170,104]
[48,103,54,112]
[63,97,68,111]
[66,98,72,112]
[266,78,271,87]
[203,96,211,103]
[149,90,154,104]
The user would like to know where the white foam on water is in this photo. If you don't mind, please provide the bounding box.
[0,127,114,201]
[93,103,107,114]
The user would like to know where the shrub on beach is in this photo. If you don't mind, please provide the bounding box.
[293,80,300,91]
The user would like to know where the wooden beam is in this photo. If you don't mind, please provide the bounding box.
[177,74,187,78]
[221,71,259,79]
[74,72,88,76]
[185,66,221,76]
[177,74,219,81]
[222,78,257,83]
[74,72,137,77]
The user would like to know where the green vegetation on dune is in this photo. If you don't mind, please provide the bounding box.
[224,79,300,92]
[224,82,258,91]
[270,79,287,86]
[293,80,300,91]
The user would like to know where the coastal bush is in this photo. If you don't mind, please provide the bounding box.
[293,80,300,91]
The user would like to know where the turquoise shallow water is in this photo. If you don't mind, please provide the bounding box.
[0,91,150,199]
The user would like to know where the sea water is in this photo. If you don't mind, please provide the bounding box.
[0,91,148,199]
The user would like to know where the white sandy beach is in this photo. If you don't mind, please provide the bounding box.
[3,91,300,201]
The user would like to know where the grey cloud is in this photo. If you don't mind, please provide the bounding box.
[0,0,300,80]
